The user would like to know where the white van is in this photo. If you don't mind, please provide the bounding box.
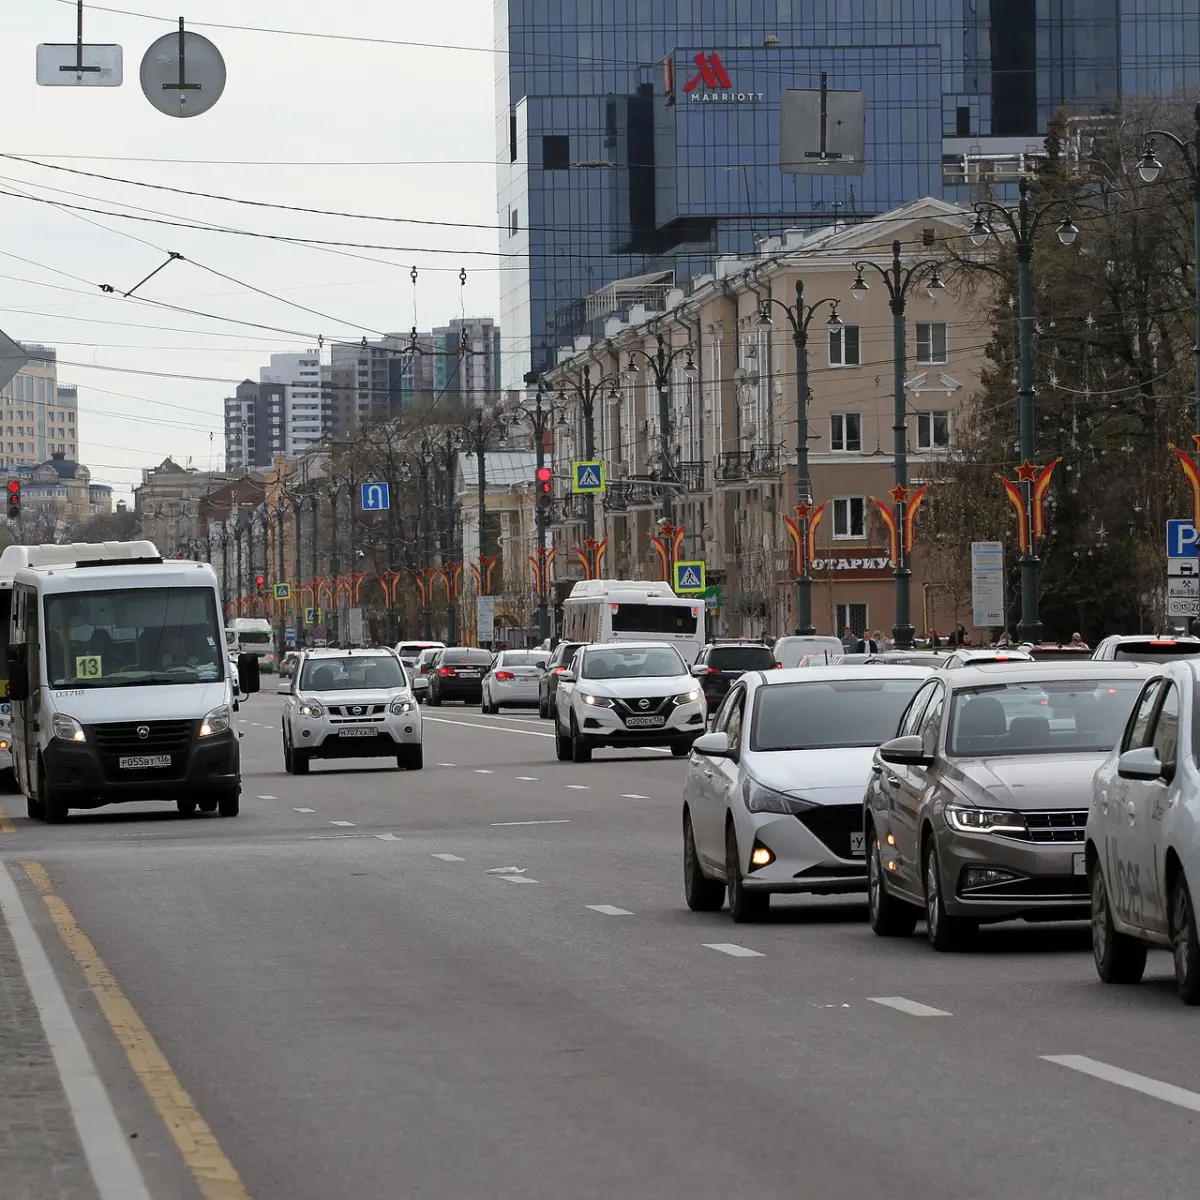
[0,541,161,791]
[773,635,846,668]
[8,553,260,822]
[226,617,277,673]
[561,579,706,664]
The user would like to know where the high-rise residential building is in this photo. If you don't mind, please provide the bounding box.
[329,334,426,426]
[0,345,80,471]
[496,0,1200,385]
[431,318,503,402]
[223,349,325,470]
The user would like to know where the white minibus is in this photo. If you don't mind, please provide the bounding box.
[561,579,705,664]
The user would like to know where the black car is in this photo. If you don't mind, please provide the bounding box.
[538,640,585,718]
[427,647,495,705]
[692,640,776,707]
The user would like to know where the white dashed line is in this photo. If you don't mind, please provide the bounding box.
[474,769,494,774]
[373,833,401,841]
[425,716,555,739]
[515,776,539,781]
[490,819,571,826]
[703,943,764,958]
[586,905,633,916]
[258,794,277,800]
[498,875,538,884]
[868,997,952,1018]
[437,762,456,767]
[565,784,589,790]
[431,853,465,861]
[621,794,650,800]
[329,820,355,827]
[1043,1055,1200,1113]
[293,807,316,813]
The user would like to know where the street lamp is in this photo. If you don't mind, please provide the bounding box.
[622,333,697,523]
[457,404,508,600]
[757,280,841,636]
[547,362,618,541]
[971,177,1079,643]
[1139,102,1200,435]
[849,239,945,650]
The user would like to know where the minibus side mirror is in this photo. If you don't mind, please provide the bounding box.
[7,644,28,703]
[237,653,261,695]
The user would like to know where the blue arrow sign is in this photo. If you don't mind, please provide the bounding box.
[361,481,390,511]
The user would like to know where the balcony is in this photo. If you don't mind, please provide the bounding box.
[627,478,658,509]
[603,481,631,512]
[749,444,787,477]
[551,494,590,525]
[718,451,752,485]
[675,461,705,493]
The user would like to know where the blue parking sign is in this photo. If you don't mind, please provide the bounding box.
[1167,519,1198,559]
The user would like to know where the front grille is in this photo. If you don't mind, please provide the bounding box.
[327,704,385,718]
[91,720,193,754]
[956,874,1089,901]
[1022,810,1088,843]
[613,695,670,717]
[794,804,863,860]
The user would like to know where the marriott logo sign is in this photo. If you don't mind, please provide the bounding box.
[674,52,764,103]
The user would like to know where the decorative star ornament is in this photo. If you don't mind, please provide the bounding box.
[888,485,910,504]
[1015,460,1039,483]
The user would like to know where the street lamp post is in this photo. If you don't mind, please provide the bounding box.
[970,179,1079,643]
[757,279,843,637]
[517,372,565,641]
[554,363,620,540]
[458,403,508,592]
[849,241,947,650]
[1138,103,1200,436]
[622,334,697,524]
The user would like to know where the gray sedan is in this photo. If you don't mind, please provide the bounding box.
[864,661,1151,950]
[481,650,550,712]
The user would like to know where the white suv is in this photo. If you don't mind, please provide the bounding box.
[554,642,705,763]
[282,648,423,773]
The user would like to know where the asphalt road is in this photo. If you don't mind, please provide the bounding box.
[4,691,1200,1199]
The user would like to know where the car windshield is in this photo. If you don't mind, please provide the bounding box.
[750,678,925,751]
[45,587,225,688]
[708,646,774,670]
[235,630,272,645]
[398,643,438,658]
[946,678,1144,756]
[300,656,406,691]
[610,603,698,634]
[1111,641,1200,662]
[443,650,494,665]
[580,646,686,679]
[496,651,548,667]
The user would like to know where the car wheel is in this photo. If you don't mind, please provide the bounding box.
[538,695,549,719]
[923,839,975,951]
[26,788,44,821]
[217,787,240,818]
[177,800,198,817]
[554,714,571,761]
[39,759,68,824]
[292,748,310,775]
[570,715,592,764]
[868,833,918,937]
[283,725,294,774]
[0,767,17,794]
[1172,875,1200,1004]
[429,689,441,707]
[399,745,424,771]
[726,824,769,923]
[1091,860,1147,984]
[683,813,724,912]
[670,740,691,758]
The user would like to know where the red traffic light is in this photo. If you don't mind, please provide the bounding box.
[535,466,553,495]
[255,575,265,591]
[6,481,18,495]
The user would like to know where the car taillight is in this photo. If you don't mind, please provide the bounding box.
[707,667,719,675]
[775,662,783,669]
[1149,640,1177,646]
[553,666,567,675]
[495,671,515,681]
[438,667,454,676]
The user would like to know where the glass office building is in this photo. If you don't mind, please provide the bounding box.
[495,0,1200,386]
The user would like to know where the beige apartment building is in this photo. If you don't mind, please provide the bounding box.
[540,198,989,640]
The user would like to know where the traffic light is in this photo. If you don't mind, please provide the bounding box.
[6,480,19,520]
[255,574,265,594]
[535,465,553,501]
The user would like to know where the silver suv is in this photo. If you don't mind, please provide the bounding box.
[281,649,423,774]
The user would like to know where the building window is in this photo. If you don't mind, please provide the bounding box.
[509,207,519,236]
[916,322,948,364]
[542,135,570,170]
[916,411,951,449]
[832,496,866,540]
[836,603,869,639]
[830,412,861,452]
[829,325,860,367]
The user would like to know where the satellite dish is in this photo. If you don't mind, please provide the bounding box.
[140,24,226,117]
[743,421,758,439]
[733,366,747,384]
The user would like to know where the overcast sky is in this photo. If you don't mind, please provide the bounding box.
[1,0,499,500]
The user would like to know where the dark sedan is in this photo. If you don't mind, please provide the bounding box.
[692,641,776,707]
[538,641,585,718]
[427,648,495,705]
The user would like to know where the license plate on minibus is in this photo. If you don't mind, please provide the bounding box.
[119,754,170,770]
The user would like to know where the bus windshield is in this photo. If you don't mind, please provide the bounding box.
[610,603,698,635]
[45,588,225,688]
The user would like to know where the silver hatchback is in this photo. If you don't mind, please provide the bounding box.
[481,649,549,713]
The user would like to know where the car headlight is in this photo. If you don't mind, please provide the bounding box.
[390,698,414,715]
[580,693,614,707]
[51,713,86,743]
[199,705,231,738]
[944,805,1028,835]
[743,780,798,815]
[297,700,324,718]
[676,689,702,704]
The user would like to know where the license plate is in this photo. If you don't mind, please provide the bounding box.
[338,727,376,738]
[118,754,170,770]
[624,715,666,728]
[849,832,866,857]
[457,671,480,678]
[1073,852,1086,876]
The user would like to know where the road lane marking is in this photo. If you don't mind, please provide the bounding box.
[293,807,316,813]
[565,784,589,790]
[703,943,764,958]
[425,716,555,739]
[0,798,13,833]
[490,819,571,826]
[257,794,277,800]
[374,833,401,841]
[330,820,355,827]
[498,875,538,884]
[474,769,494,774]
[868,996,952,1017]
[587,904,633,916]
[20,861,248,1200]
[437,762,456,767]
[515,776,539,781]
[622,794,650,800]
[431,853,465,861]
[1043,1055,1200,1113]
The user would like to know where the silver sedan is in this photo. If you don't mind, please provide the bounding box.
[481,650,550,713]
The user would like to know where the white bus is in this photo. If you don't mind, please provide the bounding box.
[225,617,277,673]
[561,579,705,664]
[0,541,160,790]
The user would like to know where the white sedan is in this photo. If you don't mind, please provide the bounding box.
[682,665,932,922]
[1087,658,1200,1002]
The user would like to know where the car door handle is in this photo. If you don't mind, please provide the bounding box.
[884,775,901,789]
[1126,800,1136,824]
[701,768,714,779]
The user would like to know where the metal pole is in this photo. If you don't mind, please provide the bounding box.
[477,427,487,591]
[387,460,397,643]
[445,440,458,644]
[583,369,597,541]
[1015,181,1041,642]
[329,489,340,643]
[890,242,914,650]
[310,494,319,601]
[535,392,549,641]
[656,338,673,524]
[420,459,432,640]
[234,520,243,610]
[1193,111,1200,437]
[793,279,814,636]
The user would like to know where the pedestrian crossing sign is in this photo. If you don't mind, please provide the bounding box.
[305,607,320,625]
[571,460,606,494]
[273,582,291,601]
[673,560,706,594]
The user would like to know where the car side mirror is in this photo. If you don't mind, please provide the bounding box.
[7,644,28,702]
[1117,746,1165,781]
[690,664,708,678]
[879,734,932,766]
[277,679,293,695]
[237,653,261,695]
[692,730,731,759]
[559,669,576,683]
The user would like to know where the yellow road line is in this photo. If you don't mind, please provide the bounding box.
[21,861,252,1200]
[0,799,14,834]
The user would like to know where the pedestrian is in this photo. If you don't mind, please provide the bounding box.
[996,630,1013,647]
[840,626,857,654]
[857,632,880,654]
[1070,631,1089,650]
[928,631,941,649]
[952,623,970,647]
[872,628,888,651]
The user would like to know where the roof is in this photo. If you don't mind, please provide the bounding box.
[458,451,537,490]
[943,662,1152,688]
[18,559,217,593]
[300,647,395,658]
[767,665,934,684]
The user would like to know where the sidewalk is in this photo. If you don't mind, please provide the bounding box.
[0,881,101,1200]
